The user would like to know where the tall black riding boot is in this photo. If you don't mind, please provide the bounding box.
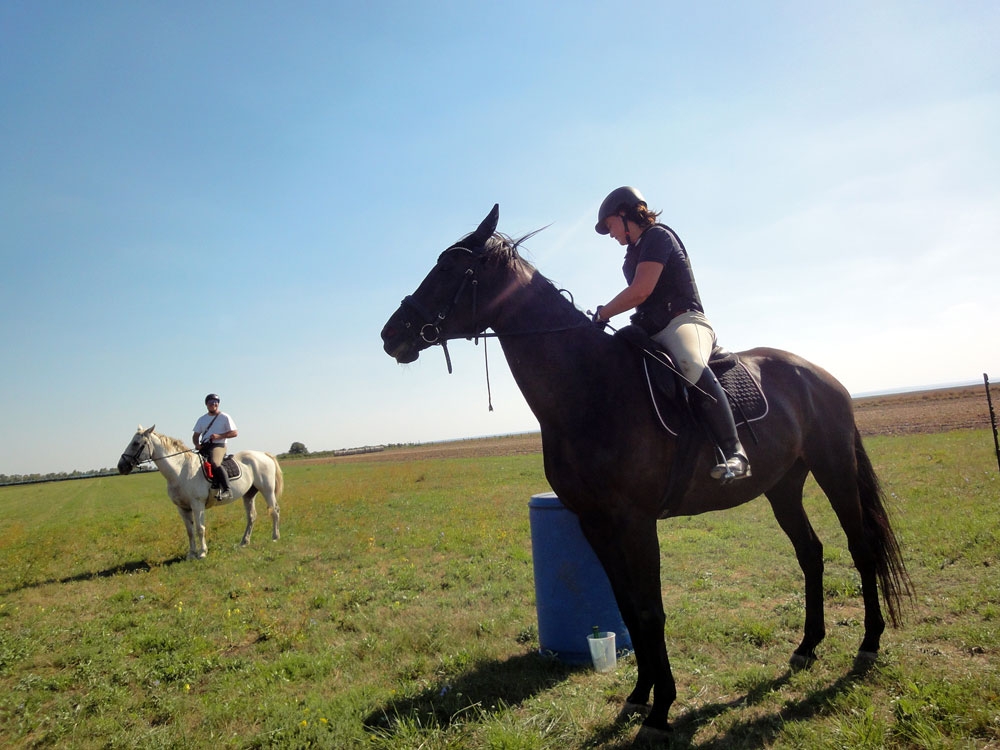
[213,463,232,499]
[693,370,751,482]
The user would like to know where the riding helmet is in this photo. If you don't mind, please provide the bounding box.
[595,186,646,234]
[205,393,221,404]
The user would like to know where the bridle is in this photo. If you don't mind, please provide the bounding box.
[399,247,481,346]
[397,246,589,362]
[394,245,590,408]
[120,434,153,470]
[120,433,194,470]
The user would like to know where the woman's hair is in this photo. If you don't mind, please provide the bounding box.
[621,202,661,228]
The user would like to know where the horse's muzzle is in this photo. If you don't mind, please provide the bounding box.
[381,317,423,364]
[383,337,420,364]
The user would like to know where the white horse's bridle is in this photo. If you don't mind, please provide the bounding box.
[120,434,154,470]
[120,433,193,470]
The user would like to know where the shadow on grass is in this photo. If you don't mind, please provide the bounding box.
[2,556,187,595]
[589,661,876,749]
[363,654,876,748]
[363,651,580,736]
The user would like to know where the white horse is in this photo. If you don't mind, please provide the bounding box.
[117,425,283,560]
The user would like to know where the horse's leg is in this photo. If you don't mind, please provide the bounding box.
[270,457,282,541]
[810,454,886,659]
[268,488,280,541]
[258,479,280,541]
[192,500,208,559]
[580,513,676,733]
[764,462,827,665]
[241,491,257,547]
[175,505,198,561]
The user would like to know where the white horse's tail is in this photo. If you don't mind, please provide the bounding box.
[267,453,284,499]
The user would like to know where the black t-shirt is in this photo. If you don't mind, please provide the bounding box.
[622,224,704,331]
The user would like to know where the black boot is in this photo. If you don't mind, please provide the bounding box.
[693,371,751,482]
[213,464,232,499]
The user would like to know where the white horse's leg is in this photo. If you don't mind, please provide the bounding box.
[192,500,208,559]
[241,495,257,546]
[269,493,280,541]
[264,486,280,541]
[175,505,198,560]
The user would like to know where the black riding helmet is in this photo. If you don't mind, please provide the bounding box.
[205,393,221,405]
[595,186,647,234]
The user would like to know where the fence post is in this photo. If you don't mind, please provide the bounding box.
[985,373,1000,474]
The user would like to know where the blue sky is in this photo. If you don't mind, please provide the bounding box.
[2,1,998,476]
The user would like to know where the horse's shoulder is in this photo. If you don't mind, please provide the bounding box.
[165,483,190,505]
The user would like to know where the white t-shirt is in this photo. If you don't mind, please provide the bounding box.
[193,411,237,446]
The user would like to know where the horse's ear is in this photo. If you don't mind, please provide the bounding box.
[137,424,144,432]
[468,204,499,248]
[144,424,155,435]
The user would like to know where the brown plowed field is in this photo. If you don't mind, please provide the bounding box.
[300,384,998,465]
[852,384,997,437]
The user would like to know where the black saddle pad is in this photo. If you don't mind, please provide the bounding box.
[712,354,768,425]
[202,455,243,482]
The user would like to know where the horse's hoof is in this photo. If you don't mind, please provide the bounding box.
[790,651,817,671]
[636,722,672,745]
[852,650,878,674]
[617,701,650,723]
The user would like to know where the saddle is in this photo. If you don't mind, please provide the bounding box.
[614,324,768,437]
[201,455,243,483]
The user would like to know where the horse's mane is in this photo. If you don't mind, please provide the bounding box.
[482,231,585,319]
[485,229,548,267]
[157,432,190,455]
[448,227,586,323]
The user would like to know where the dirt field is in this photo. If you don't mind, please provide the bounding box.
[852,384,997,437]
[300,383,998,464]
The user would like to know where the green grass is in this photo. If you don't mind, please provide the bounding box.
[0,432,998,748]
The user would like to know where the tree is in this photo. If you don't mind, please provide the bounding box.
[288,442,308,455]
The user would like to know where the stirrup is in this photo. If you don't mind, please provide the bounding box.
[710,454,751,483]
[216,488,232,500]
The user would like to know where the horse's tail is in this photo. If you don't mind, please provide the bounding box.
[855,428,913,627]
[268,453,284,499]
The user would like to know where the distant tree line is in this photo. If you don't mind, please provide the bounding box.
[0,466,156,487]
[276,442,386,460]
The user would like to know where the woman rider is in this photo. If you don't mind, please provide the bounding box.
[592,186,751,482]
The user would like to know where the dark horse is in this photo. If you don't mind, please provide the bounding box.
[380,205,911,738]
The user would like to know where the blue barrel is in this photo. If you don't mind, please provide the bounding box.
[528,492,632,663]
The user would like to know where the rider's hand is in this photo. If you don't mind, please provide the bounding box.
[591,306,607,330]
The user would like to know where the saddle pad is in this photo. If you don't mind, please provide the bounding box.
[202,456,243,482]
[646,356,768,436]
[715,358,768,425]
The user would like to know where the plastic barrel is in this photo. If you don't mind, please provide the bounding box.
[528,492,632,663]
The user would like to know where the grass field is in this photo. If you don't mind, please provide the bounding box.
[1,429,998,748]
